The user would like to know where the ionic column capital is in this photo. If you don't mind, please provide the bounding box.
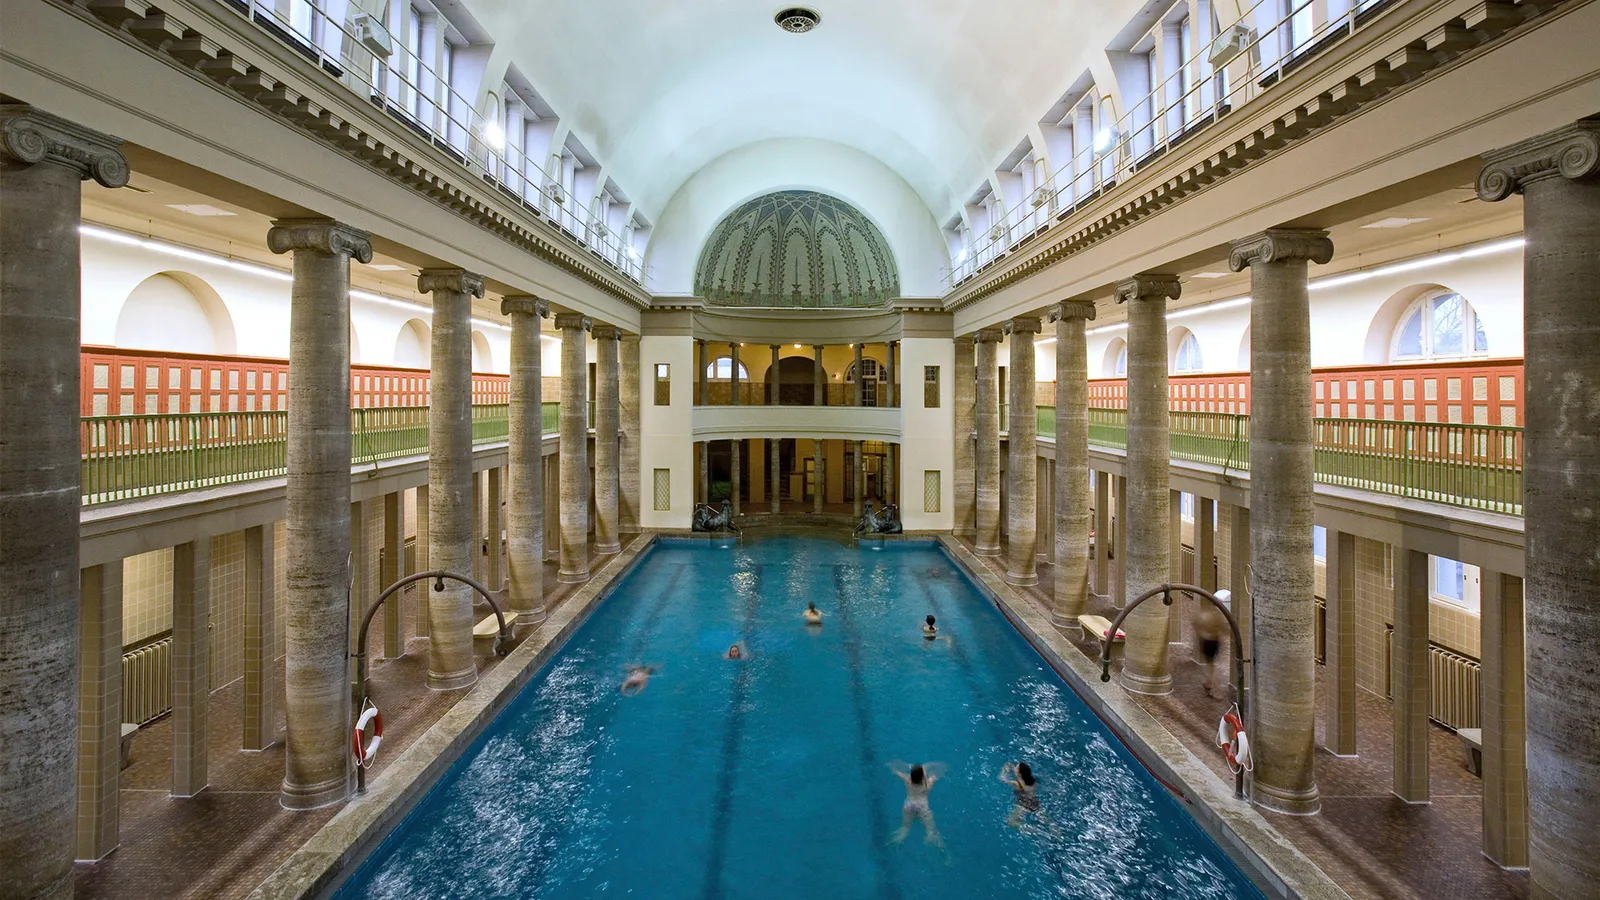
[0,105,129,187]
[592,324,621,341]
[620,333,641,345]
[1227,229,1332,271]
[1478,118,1600,201]
[417,268,485,298]
[1049,300,1098,322]
[1114,274,1183,303]
[500,295,549,318]
[1003,317,1043,336]
[267,218,373,262]
[973,328,1004,344]
[554,313,592,332]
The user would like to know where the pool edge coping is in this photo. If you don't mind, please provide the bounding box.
[245,533,660,900]
[935,536,1352,900]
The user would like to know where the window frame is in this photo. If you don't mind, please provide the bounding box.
[1389,290,1490,362]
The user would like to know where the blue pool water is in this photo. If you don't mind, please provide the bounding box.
[339,535,1262,899]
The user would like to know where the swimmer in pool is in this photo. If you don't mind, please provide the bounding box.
[620,665,655,695]
[1000,761,1057,831]
[725,643,744,660]
[803,602,823,626]
[922,614,938,640]
[889,761,945,848]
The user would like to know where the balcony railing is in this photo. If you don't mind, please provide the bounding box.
[80,402,558,506]
[1040,406,1523,516]
[694,382,900,408]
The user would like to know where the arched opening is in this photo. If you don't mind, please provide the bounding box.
[1388,290,1489,362]
[393,319,431,368]
[704,356,750,381]
[1102,337,1128,378]
[768,355,822,405]
[845,356,885,406]
[1169,327,1203,374]
[1236,326,1251,371]
[113,272,237,354]
[350,321,365,365]
[471,331,493,372]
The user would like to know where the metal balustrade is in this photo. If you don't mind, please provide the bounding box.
[1040,406,1523,515]
[80,402,558,506]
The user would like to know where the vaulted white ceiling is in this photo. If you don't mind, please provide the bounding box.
[461,1,1147,224]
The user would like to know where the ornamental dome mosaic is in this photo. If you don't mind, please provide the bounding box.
[694,191,900,308]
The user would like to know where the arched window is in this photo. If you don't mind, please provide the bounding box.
[1115,345,1128,376]
[1173,332,1203,374]
[705,356,750,381]
[846,357,885,405]
[1390,291,1489,361]
[1102,338,1128,378]
[114,272,236,355]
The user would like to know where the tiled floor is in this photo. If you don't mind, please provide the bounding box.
[959,538,1529,900]
[74,541,628,900]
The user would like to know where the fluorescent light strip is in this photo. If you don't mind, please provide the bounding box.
[82,225,512,331]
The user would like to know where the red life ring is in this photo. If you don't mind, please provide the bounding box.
[352,705,383,765]
[1216,710,1252,773]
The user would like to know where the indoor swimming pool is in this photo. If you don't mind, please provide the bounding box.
[338,535,1262,899]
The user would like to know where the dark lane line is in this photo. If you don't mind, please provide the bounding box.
[703,563,763,900]
[628,562,689,661]
[833,563,904,900]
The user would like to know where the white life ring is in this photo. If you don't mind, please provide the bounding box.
[352,705,383,766]
[1217,709,1253,773]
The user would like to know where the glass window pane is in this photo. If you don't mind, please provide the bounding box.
[1115,346,1128,376]
[1395,307,1424,357]
[1432,294,1464,355]
[1433,556,1465,602]
[1474,312,1488,353]
[1313,526,1327,560]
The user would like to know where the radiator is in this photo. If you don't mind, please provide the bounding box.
[1430,645,1481,730]
[122,637,173,725]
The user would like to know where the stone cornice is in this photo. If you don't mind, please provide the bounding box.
[50,0,649,309]
[1478,117,1600,201]
[1228,229,1334,271]
[500,296,550,318]
[1003,317,1043,335]
[943,0,1562,313]
[0,104,129,186]
[1049,300,1098,323]
[973,329,1004,344]
[1114,274,1182,303]
[416,268,485,298]
[554,313,593,332]
[265,217,373,262]
[591,324,620,341]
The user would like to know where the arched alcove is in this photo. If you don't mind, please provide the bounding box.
[1362,283,1448,364]
[1102,337,1128,378]
[350,321,365,364]
[113,272,237,354]
[1168,326,1203,374]
[471,331,493,372]
[394,319,431,368]
[768,355,822,405]
[1236,326,1251,371]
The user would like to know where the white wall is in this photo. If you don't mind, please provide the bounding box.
[639,335,695,528]
[899,337,955,530]
[645,138,950,298]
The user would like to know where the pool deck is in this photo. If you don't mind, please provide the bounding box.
[73,535,648,900]
[949,535,1530,900]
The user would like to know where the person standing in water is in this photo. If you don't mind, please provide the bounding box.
[999,761,1056,830]
[889,762,944,847]
[922,614,938,640]
[803,602,822,626]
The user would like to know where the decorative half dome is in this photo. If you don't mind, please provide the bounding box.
[694,190,899,308]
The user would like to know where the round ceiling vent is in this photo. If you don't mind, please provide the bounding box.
[774,7,821,33]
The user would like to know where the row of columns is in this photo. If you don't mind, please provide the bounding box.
[693,438,889,513]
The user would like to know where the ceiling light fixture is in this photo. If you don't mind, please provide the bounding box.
[1359,216,1431,230]
[774,7,821,33]
[1189,271,1229,279]
[367,263,408,272]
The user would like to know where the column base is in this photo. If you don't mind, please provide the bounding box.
[426,665,478,691]
[594,540,621,555]
[1004,570,1039,587]
[1119,670,1174,696]
[1050,610,1080,631]
[974,543,1001,558]
[557,568,590,584]
[1252,781,1321,816]
[513,606,548,627]
[280,774,350,811]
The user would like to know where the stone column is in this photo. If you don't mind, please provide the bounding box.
[1228,228,1332,815]
[1480,571,1528,868]
[697,339,708,405]
[813,439,825,513]
[593,324,621,555]
[887,341,898,407]
[77,562,123,861]
[1051,301,1096,625]
[974,330,1003,556]
[1168,490,1184,642]
[1114,475,1128,608]
[1115,274,1181,695]
[413,485,430,637]
[730,343,742,405]
[1228,504,1251,656]
[1479,120,1600,896]
[1322,529,1358,756]
[268,217,370,810]
[172,538,211,797]
[770,344,781,406]
[502,296,549,624]
[543,455,560,561]
[419,268,484,689]
[1093,471,1111,598]
[620,334,642,534]
[381,492,404,657]
[953,338,977,536]
[1392,545,1430,803]
[485,468,503,588]
[770,436,781,513]
[242,524,276,750]
[699,441,710,505]
[853,342,864,406]
[886,444,897,505]
[730,440,742,516]
[470,473,483,584]
[0,106,127,893]
[853,440,866,518]
[556,314,592,582]
[1197,497,1217,594]
[1004,317,1042,586]
[813,344,825,405]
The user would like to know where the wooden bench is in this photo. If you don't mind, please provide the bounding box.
[1078,615,1126,659]
[1456,727,1483,776]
